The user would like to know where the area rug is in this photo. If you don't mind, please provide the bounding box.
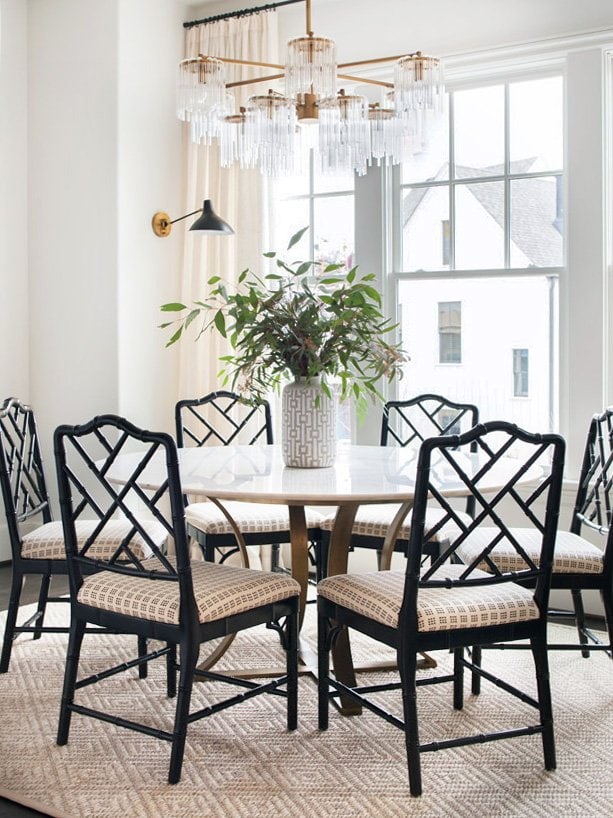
[1,602,613,818]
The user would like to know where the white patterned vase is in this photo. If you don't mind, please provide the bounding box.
[281,378,337,468]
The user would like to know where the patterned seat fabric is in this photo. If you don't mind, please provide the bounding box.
[318,563,539,632]
[20,519,168,561]
[185,501,323,536]
[78,559,301,625]
[319,505,471,540]
[455,528,604,575]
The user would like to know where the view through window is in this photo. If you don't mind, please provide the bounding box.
[394,75,563,431]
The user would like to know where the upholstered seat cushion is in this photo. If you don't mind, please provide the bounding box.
[319,504,471,541]
[455,528,604,575]
[185,501,323,536]
[318,563,539,632]
[20,519,168,561]
[77,559,301,625]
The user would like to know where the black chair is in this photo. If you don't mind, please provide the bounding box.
[319,394,479,571]
[318,421,565,796]
[176,391,323,574]
[460,408,613,674]
[0,398,166,673]
[54,414,299,784]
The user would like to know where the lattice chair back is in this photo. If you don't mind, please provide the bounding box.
[176,391,273,448]
[0,397,52,554]
[54,415,191,609]
[401,421,565,637]
[572,408,613,556]
[381,394,479,448]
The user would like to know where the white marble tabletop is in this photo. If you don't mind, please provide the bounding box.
[107,442,532,506]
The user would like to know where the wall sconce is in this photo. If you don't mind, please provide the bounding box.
[151,199,234,237]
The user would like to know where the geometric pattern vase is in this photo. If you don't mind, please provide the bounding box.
[281,378,337,468]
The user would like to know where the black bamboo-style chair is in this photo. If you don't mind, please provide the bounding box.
[54,414,299,784]
[460,408,613,676]
[0,398,166,673]
[176,391,323,573]
[317,421,565,796]
[319,394,479,570]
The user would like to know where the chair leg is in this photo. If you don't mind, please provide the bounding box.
[168,638,198,785]
[0,570,24,673]
[571,588,590,658]
[286,606,298,731]
[167,643,177,698]
[471,645,482,695]
[138,636,148,679]
[600,587,613,659]
[399,649,422,797]
[33,573,51,640]
[317,606,331,731]
[453,647,464,710]
[57,618,86,746]
[531,631,556,771]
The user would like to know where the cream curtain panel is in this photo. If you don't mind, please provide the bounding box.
[178,12,279,400]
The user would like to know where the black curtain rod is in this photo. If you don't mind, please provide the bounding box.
[183,0,304,30]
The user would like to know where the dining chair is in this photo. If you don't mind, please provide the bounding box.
[317,420,565,796]
[175,391,323,574]
[0,397,166,673]
[460,408,613,685]
[54,413,299,784]
[319,394,479,572]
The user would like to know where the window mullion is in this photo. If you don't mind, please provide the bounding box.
[504,82,511,269]
[449,92,456,271]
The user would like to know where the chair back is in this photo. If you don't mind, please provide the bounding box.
[572,408,613,572]
[381,394,479,448]
[0,398,52,556]
[401,421,565,633]
[54,415,193,614]
[175,391,273,448]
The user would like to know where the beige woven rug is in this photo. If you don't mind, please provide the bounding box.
[1,602,613,818]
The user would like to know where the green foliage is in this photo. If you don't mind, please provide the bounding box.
[160,229,408,419]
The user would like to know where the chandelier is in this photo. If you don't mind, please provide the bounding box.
[176,0,444,177]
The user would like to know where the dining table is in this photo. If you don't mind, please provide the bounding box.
[107,440,534,713]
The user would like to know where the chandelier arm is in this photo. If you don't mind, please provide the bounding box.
[227,73,285,89]
[338,54,423,69]
[201,54,285,70]
[337,74,393,88]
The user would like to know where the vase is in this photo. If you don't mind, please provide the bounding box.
[281,378,337,468]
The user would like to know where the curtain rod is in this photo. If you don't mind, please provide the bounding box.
[183,0,304,30]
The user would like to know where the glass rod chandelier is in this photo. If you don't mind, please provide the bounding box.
[176,0,444,177]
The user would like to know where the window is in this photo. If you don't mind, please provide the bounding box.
[394,74,562,430]
[438,301,462,363]
[513,348,529,397]
[270,154,355,440]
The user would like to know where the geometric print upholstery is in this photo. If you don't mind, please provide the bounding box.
[20,519,168,561]
[455,528,604,575]
[77,559,301,625]
[319,504,472,541]
[318,563,539,632]
[185,501,323,536]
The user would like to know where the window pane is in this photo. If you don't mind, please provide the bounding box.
[510,176,563,267]
[455,181,505,269]
[401,99,450,184]
[454,86,504,178]
[313,195,354,267]
[314,165,355,195]
[510,77,563,172]
[397,276,556,429]
[272,197,310,262]
[402,185,450,271]
[513,348,529,397]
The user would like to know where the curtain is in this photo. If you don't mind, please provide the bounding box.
[177,12,279,400]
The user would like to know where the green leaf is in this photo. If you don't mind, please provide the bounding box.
[184,309,200,330]
[213,310,226,337]
[238,269,248,283]
[207,276,221,285]
[165,326,183,347]
[160,302,187,312]
[287,226,309,250]
[263,251,276,258]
